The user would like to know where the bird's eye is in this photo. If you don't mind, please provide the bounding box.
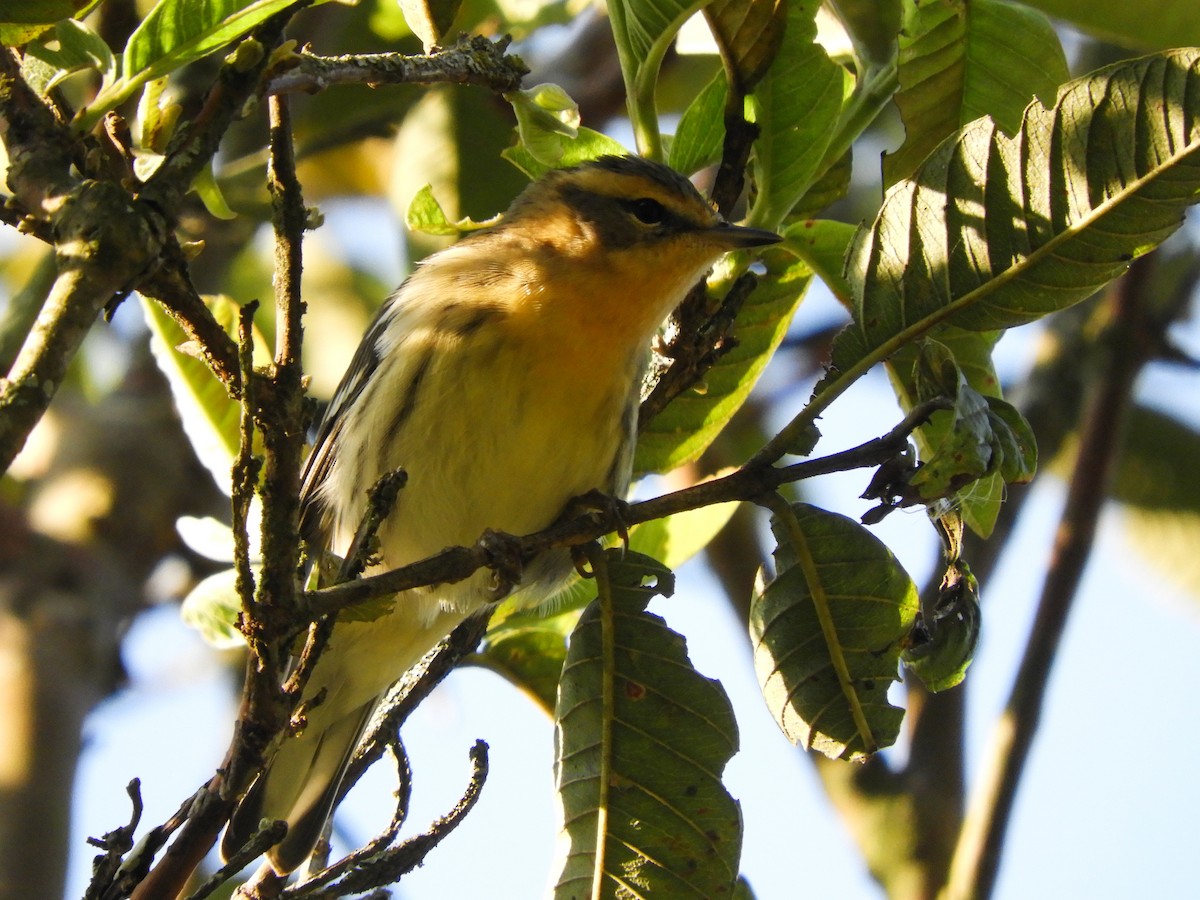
[628,198,667,225]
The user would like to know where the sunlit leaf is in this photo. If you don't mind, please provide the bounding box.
[747,1,852,230]
[554,550,741,898]
[751,503,918,760]
[77,0,330,131]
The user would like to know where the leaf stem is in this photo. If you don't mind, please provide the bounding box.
[585,544,616,899]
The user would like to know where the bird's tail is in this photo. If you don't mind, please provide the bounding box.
[222,603,471,873]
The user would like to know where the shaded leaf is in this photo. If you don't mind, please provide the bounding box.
[22,18,114,92]
[821,50,1200,409]
[884,0,1068,187]
[751,503,918,760]
[703,0,786,93]
[634,256,811,475]
[1021,0,1200,52]
[554,550,741,899]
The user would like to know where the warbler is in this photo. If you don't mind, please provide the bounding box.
[222,154,780,873]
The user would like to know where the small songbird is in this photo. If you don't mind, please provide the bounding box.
[222,154,780,873]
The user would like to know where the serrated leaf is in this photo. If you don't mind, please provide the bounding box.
[141,294,269,495]
[703,0,786,93]
[884,0,1068,187]
[820,50,1200,413]
[751,503,918,760]
[554,550,741,899]
[634,256,810,475]
[747,2,852,230]
[668,67,727,175]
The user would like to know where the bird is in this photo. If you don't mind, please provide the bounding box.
[221,154,781,873]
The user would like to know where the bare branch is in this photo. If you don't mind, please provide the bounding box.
[265,35,528,96]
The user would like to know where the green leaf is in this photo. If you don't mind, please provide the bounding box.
[901,559,980,692]
[181,567,246,648]
[818,50,1200,416]
[1020,0,1200,52]
[780,218,855,306]
[746,1,853,231]
[634,256,810,475]
[397,0,462,49]
[77,0,315,131]
[607,0,712,157]
[554,550,742,899]
[751,503,918,760]
[703,0,787,93]
[884,0,1068,188]
[192,160,237,220]
[502,126,629,180]
[507,83,583,169]
[405,184,502,236]
[1097,406,1200,598]
[141,294,269,495]
[0,0,93,44]
[668,67,727,176]
[22,18,114,93]
[476,503,740,714]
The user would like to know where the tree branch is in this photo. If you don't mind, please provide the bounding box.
[944,256,1161,900]
[265,35,528,96]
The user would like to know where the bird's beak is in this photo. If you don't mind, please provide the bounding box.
[706,221,783,249]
